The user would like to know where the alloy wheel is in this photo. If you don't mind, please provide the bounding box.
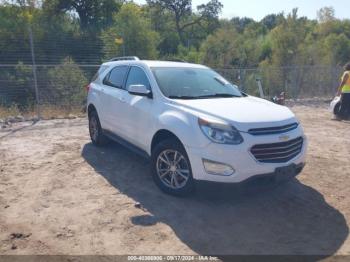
[89,116,99,141]
[156,149,190,189]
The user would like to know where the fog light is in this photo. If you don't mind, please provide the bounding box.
[202,159,235,176]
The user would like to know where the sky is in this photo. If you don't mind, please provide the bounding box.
[134,0,348,21]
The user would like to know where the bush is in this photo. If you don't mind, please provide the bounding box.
[46,57,87,109]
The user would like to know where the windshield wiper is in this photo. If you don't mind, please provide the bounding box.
[214,77,227,86]
[195,93,242,98]
[168,93,241,100]
[168,95,198,99]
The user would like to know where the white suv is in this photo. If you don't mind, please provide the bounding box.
[87,57,307,195]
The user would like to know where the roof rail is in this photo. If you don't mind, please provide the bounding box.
[166,58,187,63]
[109,56,140,62]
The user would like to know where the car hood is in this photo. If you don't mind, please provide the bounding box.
[172,96,296,132]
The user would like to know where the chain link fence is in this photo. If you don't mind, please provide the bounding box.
[0,63,342,121]
[0,28,342,121]
[216,66,342,99]
[0,63,99,120]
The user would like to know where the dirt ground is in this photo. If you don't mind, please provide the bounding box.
[0,104,349,256]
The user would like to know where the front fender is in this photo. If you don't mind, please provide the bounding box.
[157,110,210,149]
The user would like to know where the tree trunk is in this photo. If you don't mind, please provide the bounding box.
[175,13,185,45]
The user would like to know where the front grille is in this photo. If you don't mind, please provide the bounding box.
[248,123,298,136]
[250,137,303,163]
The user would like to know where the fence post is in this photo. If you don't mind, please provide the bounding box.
[293,66,298,100]
[239,69,245,92]
[28,26,41,120]
[331,66,338,95]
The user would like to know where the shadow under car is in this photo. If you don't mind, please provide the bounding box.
[81,141,348,257]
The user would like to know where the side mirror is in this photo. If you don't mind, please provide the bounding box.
[128,84,152,98]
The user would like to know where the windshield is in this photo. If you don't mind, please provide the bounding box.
[151,67,242,99]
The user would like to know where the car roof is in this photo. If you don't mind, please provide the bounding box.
[102,60,208,69]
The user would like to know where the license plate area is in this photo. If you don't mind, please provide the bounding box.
[275,164,296,177]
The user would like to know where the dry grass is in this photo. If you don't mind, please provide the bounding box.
[39,105,86,119]
[0,104,86,120]
[0,104,23,119]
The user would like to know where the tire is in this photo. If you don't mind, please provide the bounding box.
[334,102,341,116]
[89,110,108,146]
[151,138,195,196]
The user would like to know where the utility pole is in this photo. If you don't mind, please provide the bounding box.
[29,26,41,120]
[256,77,265,99]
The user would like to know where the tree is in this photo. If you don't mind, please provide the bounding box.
[315,7,340,37]
[146,0,222,45]
[144,3,181,55]
[317,7,335,23]
[268,8,308,67]
[261,13,284,30]
[101,3,159,60]
[43,0,122,30]
[240,22,269,67]
[200,25,240,68]
[1,0,41,7]
[230,17,254,33]
[323,33,350,65]
[0,3,45,64]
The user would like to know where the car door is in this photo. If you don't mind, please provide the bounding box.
[121,66,154,151]
[101,65,129,135]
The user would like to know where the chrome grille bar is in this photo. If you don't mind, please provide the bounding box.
[250,137,303,163]
[248,123,298,136]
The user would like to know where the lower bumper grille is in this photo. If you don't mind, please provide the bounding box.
[250,137,304,163]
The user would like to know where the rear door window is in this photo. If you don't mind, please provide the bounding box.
[104,66,129,89]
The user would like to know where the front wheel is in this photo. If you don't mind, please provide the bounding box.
[151,139,195,196]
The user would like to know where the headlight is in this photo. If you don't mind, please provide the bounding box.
[198,117,243,145]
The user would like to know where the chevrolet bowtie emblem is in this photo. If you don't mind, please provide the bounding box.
[279,135,290,141]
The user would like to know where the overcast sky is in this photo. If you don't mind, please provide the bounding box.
[133,0,348,21]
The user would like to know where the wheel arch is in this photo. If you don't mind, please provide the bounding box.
[88,103,99,118]
[151,129,183,154]
[150,110,209,155]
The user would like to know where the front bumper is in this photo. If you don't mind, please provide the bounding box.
[196,162,305,189]
[185,128,307,183]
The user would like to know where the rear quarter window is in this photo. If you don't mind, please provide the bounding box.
[91,65,109,82]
